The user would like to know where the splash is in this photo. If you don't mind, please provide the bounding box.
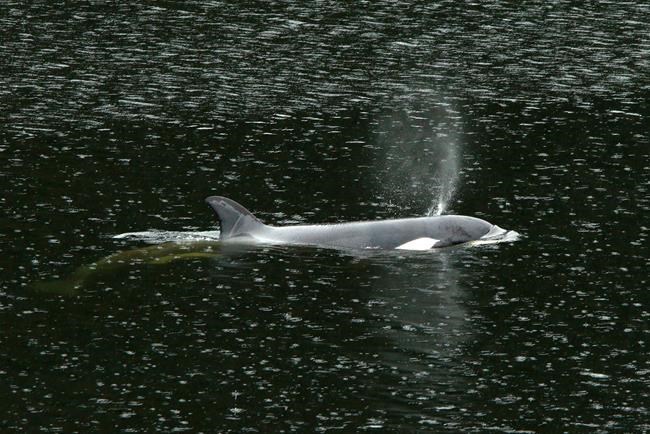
[467,229,521,247]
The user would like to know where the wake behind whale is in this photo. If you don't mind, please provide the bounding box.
[113,229,221,244]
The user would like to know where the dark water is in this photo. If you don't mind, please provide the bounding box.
[2,1,650,432]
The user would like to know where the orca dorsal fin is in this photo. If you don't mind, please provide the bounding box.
[205,196,266,239]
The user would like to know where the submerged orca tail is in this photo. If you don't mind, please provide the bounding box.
[205,196,266,239]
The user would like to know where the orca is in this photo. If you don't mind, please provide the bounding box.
[205,196,512,251]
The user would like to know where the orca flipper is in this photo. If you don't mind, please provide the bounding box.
[205,196,267,240]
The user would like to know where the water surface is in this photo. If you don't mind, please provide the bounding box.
[2,1,649,432]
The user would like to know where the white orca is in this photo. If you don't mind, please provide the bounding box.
[206,196,512,251]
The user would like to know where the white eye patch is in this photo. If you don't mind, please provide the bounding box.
[395,237,440,251]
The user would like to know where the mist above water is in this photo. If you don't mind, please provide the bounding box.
[428,136,460,216]
[376,103,462,216]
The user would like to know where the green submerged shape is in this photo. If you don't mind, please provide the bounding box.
[32,241,222,295]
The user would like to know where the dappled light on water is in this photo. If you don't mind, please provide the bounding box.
[1,0,649,432]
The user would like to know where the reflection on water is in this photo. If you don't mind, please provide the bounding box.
[1,0,650,432]
[364,252,474,429]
